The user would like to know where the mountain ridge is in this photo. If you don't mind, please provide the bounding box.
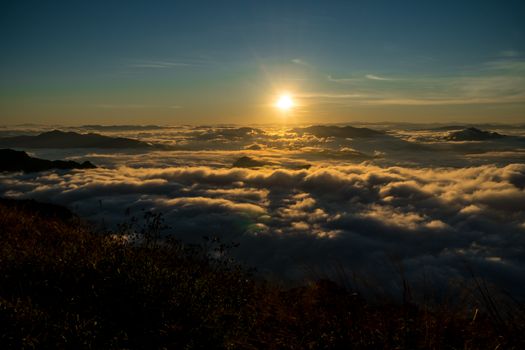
[0,130,153,149]
[0,148,96,172]
[293,125,385,138]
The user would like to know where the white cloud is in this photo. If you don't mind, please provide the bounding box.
[365,74,394,81]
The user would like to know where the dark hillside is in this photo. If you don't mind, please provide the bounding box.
[0,199,523,349]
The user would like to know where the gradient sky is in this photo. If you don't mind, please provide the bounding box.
[1,0,524,125]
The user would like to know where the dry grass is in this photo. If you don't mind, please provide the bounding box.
[0,198,523,349]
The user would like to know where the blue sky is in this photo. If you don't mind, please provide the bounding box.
[1,0,524,124]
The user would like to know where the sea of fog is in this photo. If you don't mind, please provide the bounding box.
[1,123,524,299]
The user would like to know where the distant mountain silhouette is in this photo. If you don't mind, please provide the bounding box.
[0,149,96,172]
[244,143,263,150]
[81,125,169,131]
[446,127,506,141]
[294,125,384,138]
[232,156,265,168]
[431,125,468,131]
[0,130,153,148]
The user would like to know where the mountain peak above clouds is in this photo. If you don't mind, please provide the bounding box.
[0,148,96,172]
[0,130,153,149]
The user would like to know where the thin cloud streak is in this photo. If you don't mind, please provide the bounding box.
[291,58,311,67]
[128,60,193,69]
[94,104,183,109]
[297,92,525,106]
[314,59,525,106]
[366,74,394,81]
[327,75,361,83]
[298,92,366,99]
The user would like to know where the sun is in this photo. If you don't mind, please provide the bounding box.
[275,94,294,111]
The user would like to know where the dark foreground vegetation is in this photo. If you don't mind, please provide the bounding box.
[0,198,524,349]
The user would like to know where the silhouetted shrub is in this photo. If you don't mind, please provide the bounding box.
[0,199,523,349]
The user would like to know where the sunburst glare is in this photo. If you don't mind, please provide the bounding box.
[275,94,294,112]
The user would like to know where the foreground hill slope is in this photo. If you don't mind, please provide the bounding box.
[0,198,523,349]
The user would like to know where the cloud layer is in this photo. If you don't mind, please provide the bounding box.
[2,159,524,298]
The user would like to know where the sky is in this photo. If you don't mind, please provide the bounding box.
[1,0,524,125]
